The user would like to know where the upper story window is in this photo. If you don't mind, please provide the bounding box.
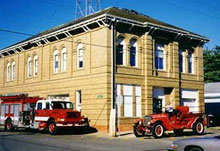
[53,50,59,73]
[155,44,165,70]
[116,37,126,65]
[77,43,83,69]
[33,55,38,77]
[179,49,185,73]
[130,39,138,67]
[61,47,67,72]
[27,56,32,78]
[6,62,10,81]
[11,61,15,80]
[188,51,194,74]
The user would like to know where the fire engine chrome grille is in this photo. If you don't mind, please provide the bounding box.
[143,115,152,126]
[67,112,79,118]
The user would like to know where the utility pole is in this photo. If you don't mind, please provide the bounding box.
[109,19,117,137]
[75,0,101,19]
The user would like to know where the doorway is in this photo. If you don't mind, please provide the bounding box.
[76,90,82,112]
[153,98,163,113]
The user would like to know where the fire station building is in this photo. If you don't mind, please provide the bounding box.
[0,7,209,132]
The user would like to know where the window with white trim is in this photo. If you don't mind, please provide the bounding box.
[130,39,138,67]
[6,62,10,81]
[77,43,83,68]
[155,44,165,70]
[123,85,133,117]
[116,37,126,65]
[11,61,15,80]
[33,55,38,77]
[61,47,67,72]
[53,50,59,73]
[135,86,141,117]
[179,49,185,73]
[188,52,194,74]
[27,57,32,78]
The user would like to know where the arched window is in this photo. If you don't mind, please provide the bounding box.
[53,50,59,73]
[61,47,67,72]
[77,43,83,68]
[27,56,32,78]
[155,44,165,70]
[6,62,10,81]
[33,55,38,77]
[11,61,15,80]
[116,37,126,65]
[130,39,138,67]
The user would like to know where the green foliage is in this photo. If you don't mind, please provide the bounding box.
[204,46,220,82]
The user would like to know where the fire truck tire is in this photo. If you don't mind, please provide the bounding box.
[5,119,13,131]
[48,120,58,135]
[152,123,164,139]
[133,123,145,137]
[193,121,204,135]
[174,129,183,136]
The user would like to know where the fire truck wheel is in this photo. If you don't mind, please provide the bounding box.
[152,123,164,138]
[48,120,58,135]
[133,123,145,137]
[5,119,13,131]
[193,121,204,135]
[174,129,183,136]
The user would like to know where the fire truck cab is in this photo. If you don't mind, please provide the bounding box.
[0,94,88,135]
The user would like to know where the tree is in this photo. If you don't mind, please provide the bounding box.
[204,46,220,82]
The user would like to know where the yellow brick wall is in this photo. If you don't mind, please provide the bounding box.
[0,26,205,132]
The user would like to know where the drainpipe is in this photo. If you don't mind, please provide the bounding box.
[109,18,117,137]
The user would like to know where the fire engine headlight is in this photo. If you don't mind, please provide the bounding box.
[171,142,178,149]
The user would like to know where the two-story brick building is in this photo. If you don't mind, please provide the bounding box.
[0,7,209,132]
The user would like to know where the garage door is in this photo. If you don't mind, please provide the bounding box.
[181,89,198,113]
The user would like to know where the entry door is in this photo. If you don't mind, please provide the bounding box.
[76,90,82,112]
[153,98,162,114]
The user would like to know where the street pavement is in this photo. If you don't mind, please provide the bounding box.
[0,127,219,151]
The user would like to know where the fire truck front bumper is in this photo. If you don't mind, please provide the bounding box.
[56,123,85,127]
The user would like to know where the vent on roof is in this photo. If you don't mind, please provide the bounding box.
[120,7,150,18]
[121,8,139,15]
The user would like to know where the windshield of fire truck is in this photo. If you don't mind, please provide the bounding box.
[51,101,73,110]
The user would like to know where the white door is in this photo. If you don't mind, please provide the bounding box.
[123,85,133,117]
[76,90,81,112]
[181,89,198,113]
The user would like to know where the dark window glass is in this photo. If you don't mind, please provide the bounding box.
[37,103,42,110]
[130,46,136,66]
[79,61,83,68]
[179,52,183,72]
[188,53,192,73]
[46,102,50,109]
[116,45,123,65]
[155,49,164,69]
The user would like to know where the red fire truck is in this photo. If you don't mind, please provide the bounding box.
[0,94,88,135]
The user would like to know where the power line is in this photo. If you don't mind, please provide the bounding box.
[157,0,220,21]
[0,29,34,37]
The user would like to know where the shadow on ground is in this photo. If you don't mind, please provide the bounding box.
[0,126,98,136]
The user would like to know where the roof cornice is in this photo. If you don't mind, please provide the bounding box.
[0,8,210,58]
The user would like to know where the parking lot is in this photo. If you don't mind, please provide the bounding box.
[0,126,219,151]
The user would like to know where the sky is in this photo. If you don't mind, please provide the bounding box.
[0,0,219,50]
